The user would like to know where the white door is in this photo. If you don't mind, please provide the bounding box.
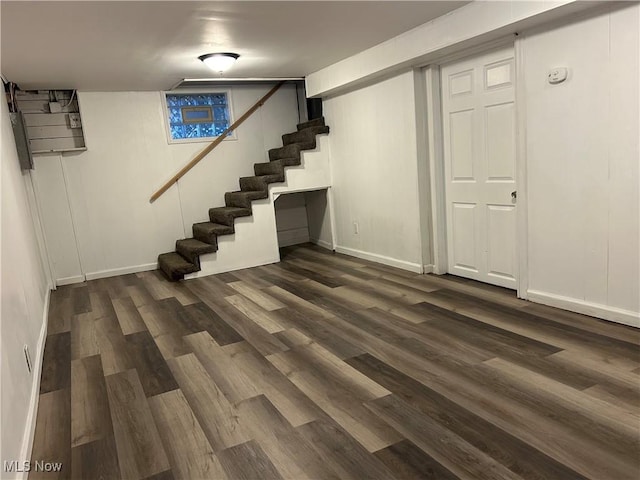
[441,45,517,289]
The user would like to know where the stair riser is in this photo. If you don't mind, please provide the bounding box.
[277,158,302,167]
[282,126,329,146]
[176,246,200,266]
[225,191,268,209]
[209,209,252,226]
[282,130,313,146]
[225,197,251,209]
[239,173,284,191]
[160,266,184,282]
[268,142,317,161]
[254,161,284,176]
[192,229,220,247]
[158,254,198,281]
[297,117,325,131]
[239,178,268,192]
[175,239,217,267]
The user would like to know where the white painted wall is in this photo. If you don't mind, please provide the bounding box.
[1,99,51,477]
[31,84,299,283]
[275,193,310,247]
[305,189,334,250]
[322,72,424,273]
[522,4,640,326]
[31,155,83,285]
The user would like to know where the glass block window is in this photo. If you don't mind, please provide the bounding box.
[164,92,232,142]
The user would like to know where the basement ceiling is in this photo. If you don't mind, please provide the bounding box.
[1,1,469,91]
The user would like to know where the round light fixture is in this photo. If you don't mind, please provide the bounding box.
[198,53,240,73]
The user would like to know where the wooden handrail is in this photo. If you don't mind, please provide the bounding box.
[150,80,286,203]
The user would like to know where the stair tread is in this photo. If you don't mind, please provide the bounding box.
[193,221,233,234]
[192,222,233,244]
[210,206,252,214]
[158,252,199,277]
[209,206,253,226]
[176,238,217,254]
[225,189,268,208]
[297,117,325,131]
[240,174,280,181]
[282,126,329,145]
[270,157,298,164]
[227,190,267,197]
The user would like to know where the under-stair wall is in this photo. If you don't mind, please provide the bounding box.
[275,193,311,247]
[28,85,300,284]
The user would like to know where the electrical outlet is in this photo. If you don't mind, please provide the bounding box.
[23,345,32,374]
[353,221,359,235]
[68,113,82,129]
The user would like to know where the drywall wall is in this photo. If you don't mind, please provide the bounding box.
[305,189,334,250]
[31,84,299,283]
[275,193,310,247]
[31,155,83,285]
[322,72,424,272]
[1,99,50,477]
[522,4,640,325]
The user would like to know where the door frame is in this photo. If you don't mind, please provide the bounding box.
[422,36,529,299]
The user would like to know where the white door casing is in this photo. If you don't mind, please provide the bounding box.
[441,45,517,289]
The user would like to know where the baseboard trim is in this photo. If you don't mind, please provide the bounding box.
[56,275,85,286]
[423,264,435,274]
[527,289,640,328]
[335,245,423,273]
[85,263,157,281]
[18,285,52,479]
[310,238,334,250]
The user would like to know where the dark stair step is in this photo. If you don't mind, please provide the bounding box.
[209,206,252,226]
[193,222,233,244]
[158,252,198,281]
[176,238,217,264]
[254,159,285,176]
[273,157,303,167]
[268,141,316,161]
[297,117,326,131]
[282,125,330,146]
[225,190,268,208]
[239,174,284,192]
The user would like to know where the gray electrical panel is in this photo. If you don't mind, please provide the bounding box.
[14,90,87,154]
[10,111,34,170]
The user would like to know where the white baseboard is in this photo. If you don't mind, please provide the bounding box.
[55,274,85,286]
[310,238,334,250]
[84,262,157,281]
[18,285,51,479]
[335,245,423,273]
[527,289,640,328]
[423,264,435,274]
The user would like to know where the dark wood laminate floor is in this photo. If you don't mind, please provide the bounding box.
[30,244,640,480]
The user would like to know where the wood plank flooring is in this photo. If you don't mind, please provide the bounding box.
[30,244,640,479]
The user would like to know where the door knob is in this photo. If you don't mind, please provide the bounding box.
[511,191,517,200]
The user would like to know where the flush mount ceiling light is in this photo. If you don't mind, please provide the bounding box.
[198,53,240,73]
